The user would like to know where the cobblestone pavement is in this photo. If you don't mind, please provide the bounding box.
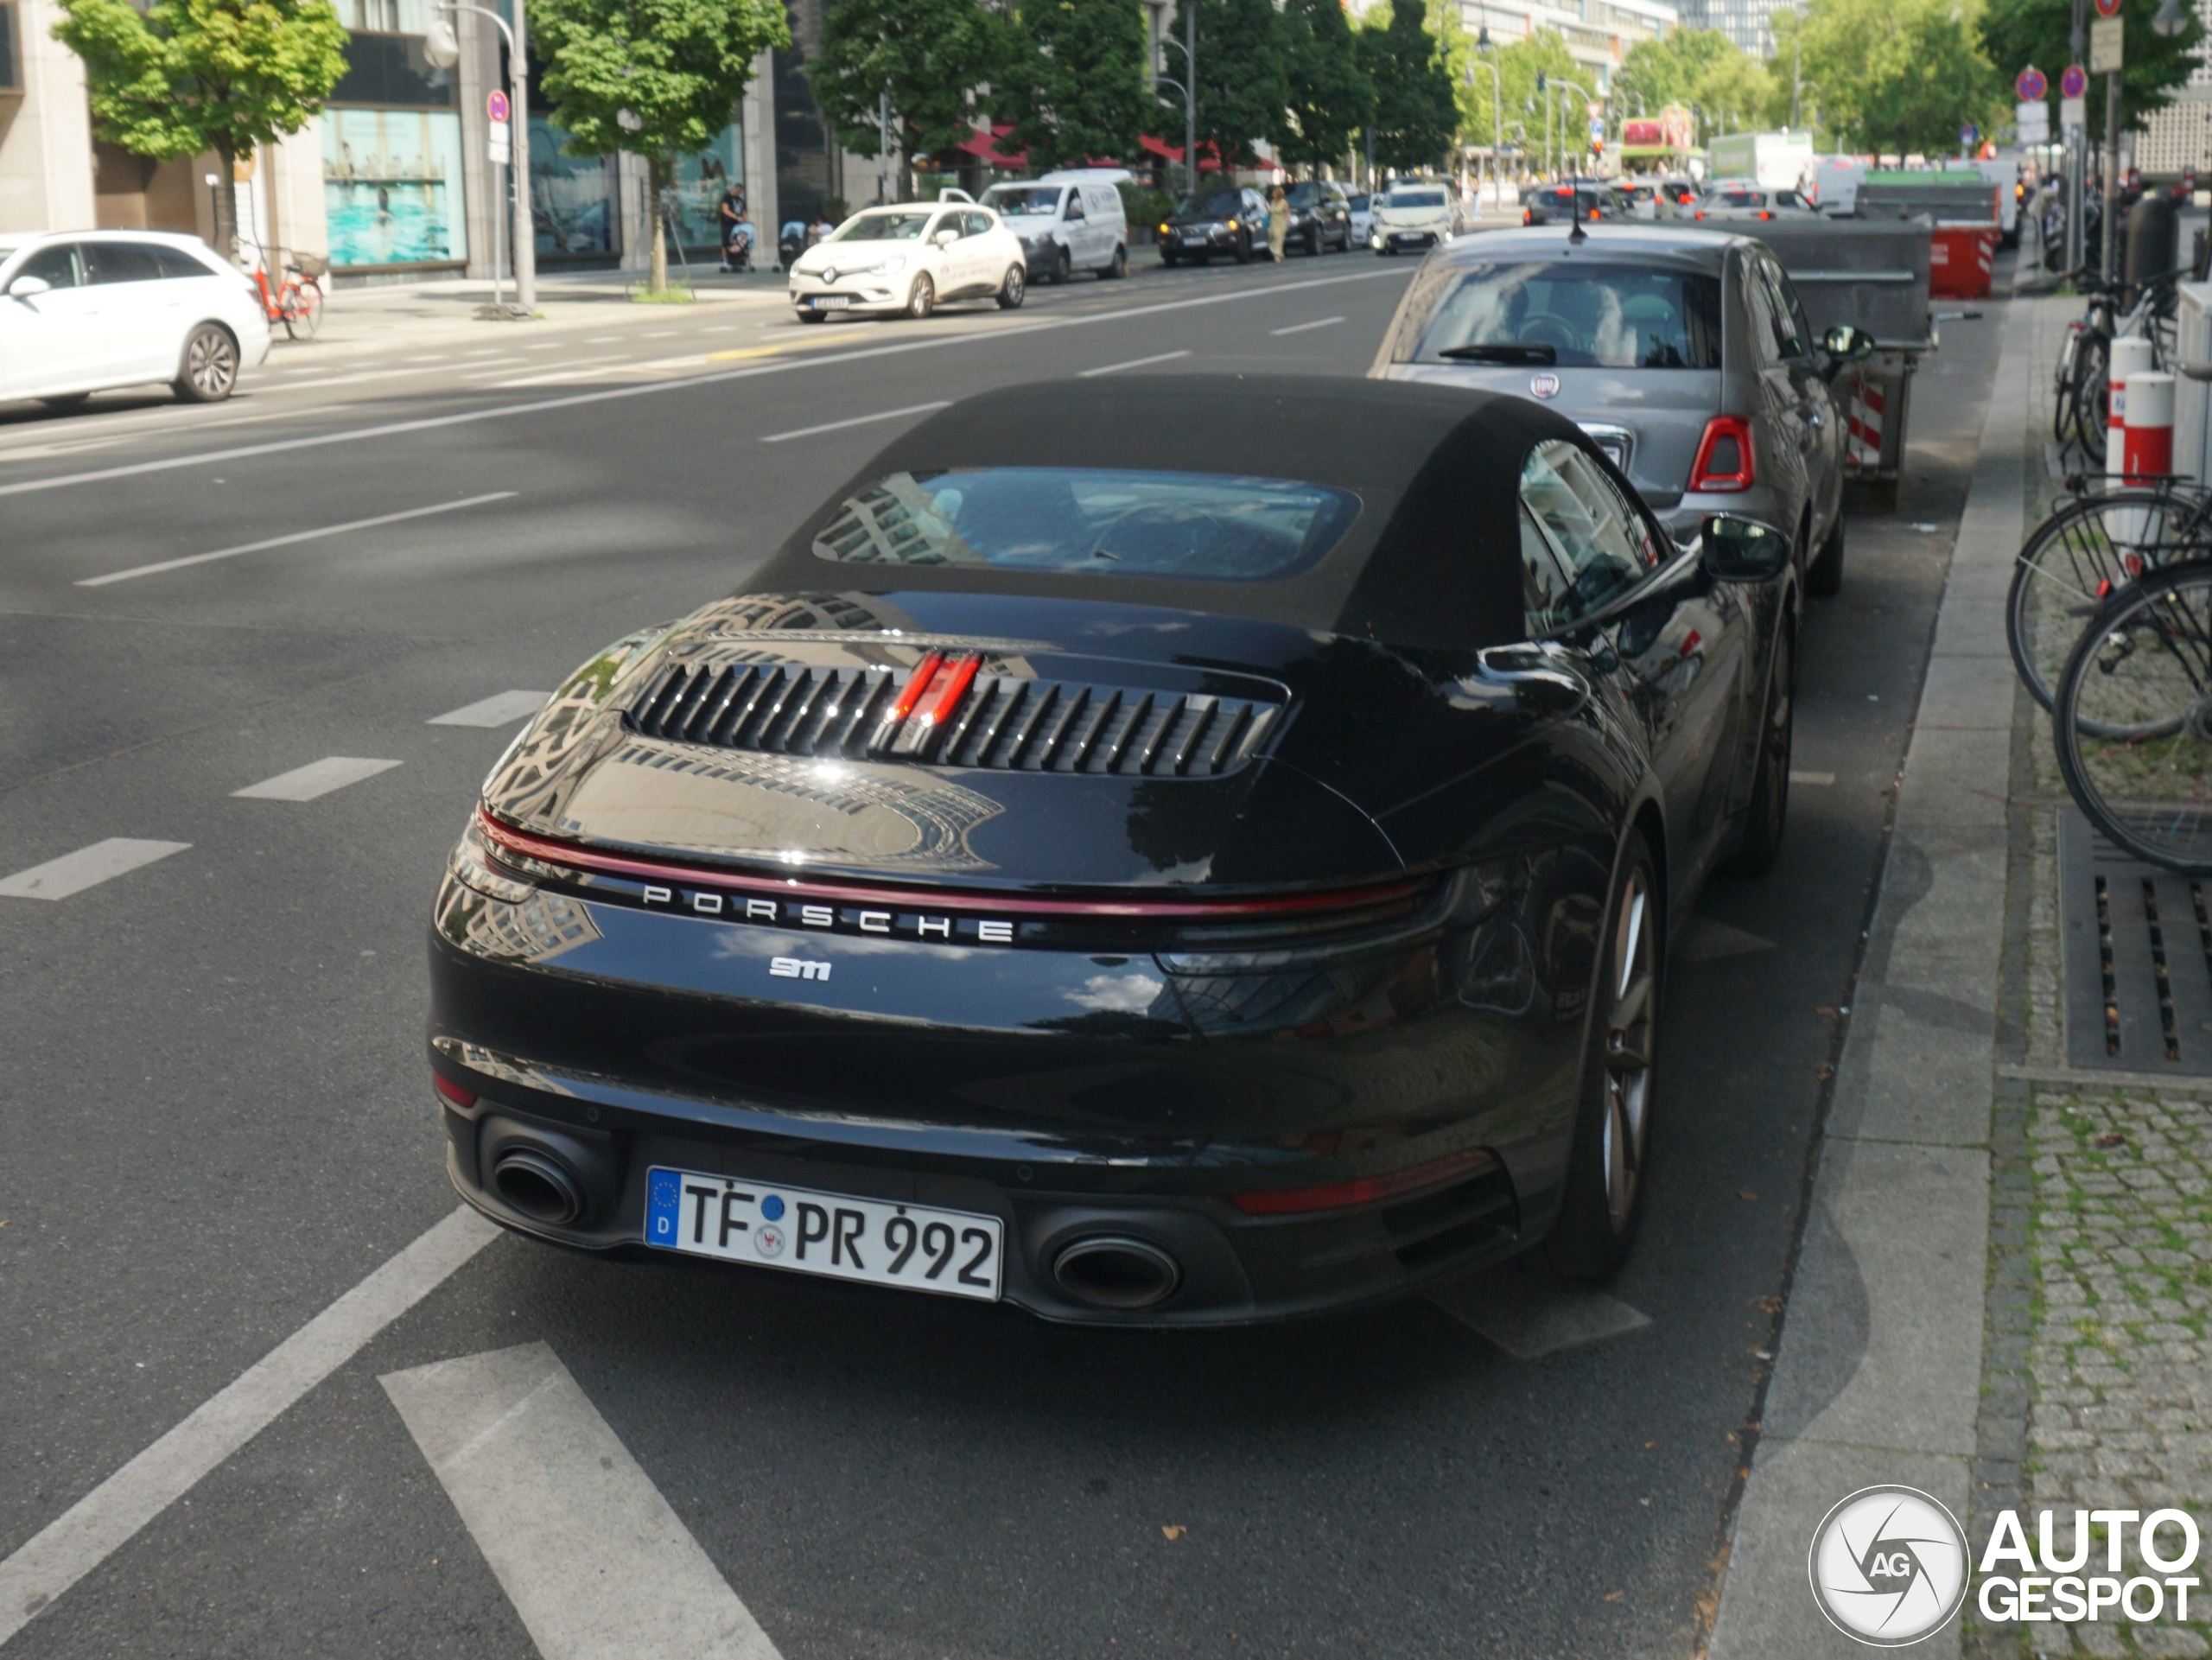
[2015,1088,2212,1657]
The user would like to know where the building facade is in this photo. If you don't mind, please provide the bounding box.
[1459,0,1681,100]
[1672,0,1774,57]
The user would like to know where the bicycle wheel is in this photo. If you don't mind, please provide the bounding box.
[2055,559,2212,871]
[2010,488,2212,710]
[283,279,323,341]
[2071,334,2110,461]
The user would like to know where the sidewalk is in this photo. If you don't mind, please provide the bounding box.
[1704,290,2212,1657]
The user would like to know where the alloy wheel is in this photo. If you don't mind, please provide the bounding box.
[181,327,238,401]
[1601,868,1655,1231]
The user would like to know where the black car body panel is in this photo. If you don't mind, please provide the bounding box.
[429,376,1794,1325]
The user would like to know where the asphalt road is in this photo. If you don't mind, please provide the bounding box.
[0,250,2002,1657]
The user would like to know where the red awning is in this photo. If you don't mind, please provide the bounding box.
[1138,134,1225,172]
[955,124,1028,169]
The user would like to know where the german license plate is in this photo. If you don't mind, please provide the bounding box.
[1181,233,1206,245]
[644,1165,1003,1301]
[810,296,850,310]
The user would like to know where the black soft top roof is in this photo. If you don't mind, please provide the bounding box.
[742,373,1594,651]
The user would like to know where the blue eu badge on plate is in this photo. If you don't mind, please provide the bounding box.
[646,1168,683,1247]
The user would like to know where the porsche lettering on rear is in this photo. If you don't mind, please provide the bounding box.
[636,884,1015,944]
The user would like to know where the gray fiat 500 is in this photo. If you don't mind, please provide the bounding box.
[1369,223,1859,595]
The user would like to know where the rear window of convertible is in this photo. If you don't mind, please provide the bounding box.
[812,468,1361,581]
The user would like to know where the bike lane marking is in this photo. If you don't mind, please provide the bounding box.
[0,838,190,900]
[382,1343,784,1660]
[0,1207,501,1645]
[74,493,518,587]
[231,756,404,801]
[0,266,1415,499]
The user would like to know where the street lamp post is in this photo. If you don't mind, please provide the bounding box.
[1471,29,1502,213]
[425,3,536,315]
[1155,7,1197,200]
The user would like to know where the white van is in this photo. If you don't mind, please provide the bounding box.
[977,175,1128,282]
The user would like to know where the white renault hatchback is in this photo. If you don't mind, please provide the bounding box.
[787,203,1027,322]
[0,230,271,407]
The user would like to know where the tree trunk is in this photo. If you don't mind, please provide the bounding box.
[213,142,239,266]
[649,156,670,294]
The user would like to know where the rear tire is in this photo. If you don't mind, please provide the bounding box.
[996,263,1026,309]
[1546,831,1660,1281]
[1306,226,1323,256]
[1103,244,1127,279]
[1808,511,1845,597]
[284,283,323,340]
[905,274,935,321]
[173,322,239,403]
[1726,627,1795,876]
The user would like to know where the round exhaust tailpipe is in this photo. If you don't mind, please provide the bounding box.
[492,1147,586,1226]
[1052,1236,1182,1310]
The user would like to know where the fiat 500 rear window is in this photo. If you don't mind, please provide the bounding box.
[810,468,1361,581]
[1406,262,1722,370]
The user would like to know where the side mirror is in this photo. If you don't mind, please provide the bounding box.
[1822,322,1874,361]
[934,228,957,246]
[8,274,52,298]
[1700,514,1792,581]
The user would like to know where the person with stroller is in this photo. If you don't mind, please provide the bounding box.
[718,183,753,271]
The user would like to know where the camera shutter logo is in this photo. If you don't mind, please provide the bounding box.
[1808,1485,1968,1645]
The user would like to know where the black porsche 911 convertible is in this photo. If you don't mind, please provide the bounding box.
[429,374,1798,1326]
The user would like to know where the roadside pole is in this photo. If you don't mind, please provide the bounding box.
[2066,0,2088,271]
[512,0,535,312]
[2091,0,2123,280]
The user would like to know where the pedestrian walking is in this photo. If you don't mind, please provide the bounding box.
[1267,186,1289,263]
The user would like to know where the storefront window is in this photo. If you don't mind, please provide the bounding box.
[531,118,614,256]
[323,107,468,265]
[666,124,744,251]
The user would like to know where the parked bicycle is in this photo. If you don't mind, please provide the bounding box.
[2051,266,2181,462]
[251,248,327,341]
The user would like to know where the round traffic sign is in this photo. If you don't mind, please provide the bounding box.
[2018,65,2048,100]
[486,90,511,123]
[2094,0,2120,18]
[2062,63,2088,97]
[1960,122,1980,146]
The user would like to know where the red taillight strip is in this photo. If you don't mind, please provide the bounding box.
[888,652,945,725]
[476,808,1425,921]
[1230,1150,1492,1216]
[913,653,981,727]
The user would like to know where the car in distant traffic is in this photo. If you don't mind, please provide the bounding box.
[1367,222,1859,596]
[427,374,1801,1325]
[977,176,1129,283]
[1158,187,1271,265]
[786,203,1027,321]
[1688,181,1821,221]
[1346,192,1376,246]
[1616,178,1700,219]
[1522,181,1628,226]
[1283,180,1356,254]
[0,230,270,408]
[1370,182,1470,253]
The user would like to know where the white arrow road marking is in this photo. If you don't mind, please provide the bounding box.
[1429,1269,1652,1360]
[1673,916,1780,964]
[0,1208,499,1644]
[382,1343,783,1660]
[0,838,190,900]
[232,757,403,801]
[429,690,551,728]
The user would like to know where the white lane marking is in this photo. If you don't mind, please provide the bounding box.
[0,1207,499,1645]
[489,365,645,389]
[1270,315,1345,335]
[524,342,563,351]
[703,325,737,333]
[429,690,550,728]
[1079,349,1192,378]
[584,334,620,342]
[460,354,621,380]
[232,756,403,802]
[1428,1269,1652,1359]
[251,364,452,395]
[1673,915,1778,964]
[0,267,1413,499]
[641,330,679,338]
[75,493,518,587]
[1789,770,1836,785]
[0,838,189,900]
[384,1344,782,1660]
[760,400,952,443]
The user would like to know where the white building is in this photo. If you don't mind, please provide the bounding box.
[1458,0,1681,100]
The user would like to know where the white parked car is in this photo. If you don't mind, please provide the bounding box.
[0,230,270,406]
[788,203,1027,322]
[978,175,1128,283]
[1370,183,1470,254]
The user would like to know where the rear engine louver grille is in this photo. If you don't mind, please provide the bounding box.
[628,658,1280,776]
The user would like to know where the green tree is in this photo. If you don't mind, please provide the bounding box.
[1278,0,1373,172]
[53,0,348,259]
[1359,0,1458,173]
[810,0,1004,188]
[1487,31,1577,172]
[1163,0,1289,181]
[1797,0,2002,153]
[1982,0,2199,137]
[532,0,784,294]
[1693,46,1777,136]
[1000,0,1149,171]
[1612,26,1738,121]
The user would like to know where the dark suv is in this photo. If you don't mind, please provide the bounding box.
[1284,181,1353,254]
[1158,188,1269,265]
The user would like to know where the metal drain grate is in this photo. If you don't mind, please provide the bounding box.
[2060,805,2212,1073]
